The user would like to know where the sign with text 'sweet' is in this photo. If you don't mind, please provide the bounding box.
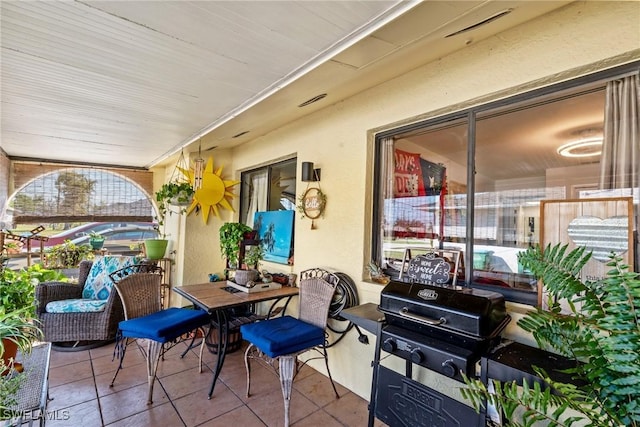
[405,253,451,285]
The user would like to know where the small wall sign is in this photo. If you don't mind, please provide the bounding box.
[405,253,451,285]
[297,187,327,229]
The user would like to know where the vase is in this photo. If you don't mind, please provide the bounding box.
[89,238,105,250]
[144,239,168,260]
[1,338,19,376]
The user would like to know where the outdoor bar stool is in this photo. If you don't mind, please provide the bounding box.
[110,270,211,404]
[240,268,340,427]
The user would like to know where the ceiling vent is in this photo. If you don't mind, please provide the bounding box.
[232,131,250,139]
[445,9,513,38]
[298,94,327,108]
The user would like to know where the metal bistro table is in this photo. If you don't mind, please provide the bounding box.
[173,281,298,399]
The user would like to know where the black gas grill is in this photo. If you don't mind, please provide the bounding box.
[379,280,510,376]
[374,280,511,426]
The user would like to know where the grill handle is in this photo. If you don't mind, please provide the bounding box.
[399,307,446,326]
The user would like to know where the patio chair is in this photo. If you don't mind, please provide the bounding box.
[109,266,210,404]
[35,255,141,347]
[240,268,340,427]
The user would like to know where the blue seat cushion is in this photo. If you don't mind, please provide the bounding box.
[119,308,210,343]
[240,315,324,358]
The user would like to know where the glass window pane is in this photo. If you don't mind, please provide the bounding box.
[239,159,296,226]
[473,86,609,295]
[379,118,468,285]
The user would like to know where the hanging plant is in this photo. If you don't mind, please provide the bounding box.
[156,182,195,216]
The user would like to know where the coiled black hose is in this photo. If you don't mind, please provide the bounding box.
[325,272,361,347]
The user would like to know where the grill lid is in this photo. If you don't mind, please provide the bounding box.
[379,280,509,339]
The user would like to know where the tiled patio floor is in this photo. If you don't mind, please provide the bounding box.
[45,339,385,427]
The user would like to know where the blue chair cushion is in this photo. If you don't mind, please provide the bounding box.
[119,308,210,343]
[240,315,324,358]
[45,298,107,313]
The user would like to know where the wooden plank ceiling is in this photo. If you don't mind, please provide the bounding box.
[0,1,572,169]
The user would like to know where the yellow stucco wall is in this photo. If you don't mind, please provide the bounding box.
[175,1,640,400]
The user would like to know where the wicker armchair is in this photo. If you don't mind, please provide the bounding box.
[35,260,123,344]
[35,256,141,345]
[240,268,340,427]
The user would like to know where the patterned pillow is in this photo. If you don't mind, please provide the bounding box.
[82,255,138,300]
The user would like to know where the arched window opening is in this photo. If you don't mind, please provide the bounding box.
[8,168,154,225]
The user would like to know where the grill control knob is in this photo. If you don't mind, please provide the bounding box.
[381,338,396,353]
[441,360,458,378]
[410,349,424,364]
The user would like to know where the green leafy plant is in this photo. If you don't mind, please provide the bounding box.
[219,222,252,268]
[0,265,65,318]
[461,243,640,426]
[154,182,195,232]
[1,242,21,255]
[44,240,93,269]
[0,308,42,356]
[244,244,264,269]
[0,357,26,417]
[88,231,105,240]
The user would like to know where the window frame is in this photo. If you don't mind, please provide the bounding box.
[372,61,639,305]
[239,157,297,225]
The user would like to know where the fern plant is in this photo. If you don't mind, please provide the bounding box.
[461,243,640,427]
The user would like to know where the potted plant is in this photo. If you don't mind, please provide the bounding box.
[155,181,195,220]
[146,182,194,260]
[243,244,264,270]
[1,357,25,414]
[88,231,106,250]
[44,240,94,276]
[219,222,252,269]
[143,224,168,260]
[0,308,42,374]
[2,241,22,255]
[461,243,640,427]
[0,265,57,377]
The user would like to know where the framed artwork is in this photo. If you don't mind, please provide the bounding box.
[540,197,634,307]
[253,210,295,265]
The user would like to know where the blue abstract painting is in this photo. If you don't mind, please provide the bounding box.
[253,210,295,264]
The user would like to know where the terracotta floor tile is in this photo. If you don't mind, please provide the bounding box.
[323,391,373,427]
[49,348,91,368]
[197,405,267,427]
[94,366,149,397]
[91,352,128,377]
[159,366,217,400]
[171,385,244,426]
[293,371,348,407]
[246,388,319,427]
[99,381,170,425]
[89,342,119,359]
[104,402,185,427]
[44,399,103,427]
[48,377,97,411]
[291,408,344,427]
[48,359,93,387]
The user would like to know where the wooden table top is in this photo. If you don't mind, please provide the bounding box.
[173,281,299,313]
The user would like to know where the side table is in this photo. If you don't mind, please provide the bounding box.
[3,343,51,427]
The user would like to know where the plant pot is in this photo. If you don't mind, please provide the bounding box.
[89,238,105,250]
[1,337,19,376]
[234,269,259,286]
[144,239,168,260]
[169,191,194,207]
